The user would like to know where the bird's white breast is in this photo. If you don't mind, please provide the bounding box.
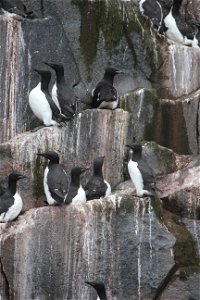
[164,11,184,44]
[43,167,57,205]
[104,180,111,196]
[72,185,86,204]
[139,0,145,14]
[29,83,56,126]
[99,99,118,110]
[0,192,23,222]
[128,160,144,196]
[51,83,61,110]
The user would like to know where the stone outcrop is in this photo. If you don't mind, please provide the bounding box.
[0,0,200,300]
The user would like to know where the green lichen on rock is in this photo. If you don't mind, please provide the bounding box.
[0,145,12,159]
[152,196,200,277]
[118,195,136,214]
[150,196,163,221]
[33,154,44,198]
[162,210,200,275]
[72,0,162,75]
[120,88,159,142]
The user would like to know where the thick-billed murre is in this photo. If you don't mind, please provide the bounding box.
[85,156,111,201]
[64,167,88,204]
[44,62,79,120]
[0,172,26,222]
[126,144,157,197]
[29,69,64,126]
[92,67,123,110]
[37,151,69,205]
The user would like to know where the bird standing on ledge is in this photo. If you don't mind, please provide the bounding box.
[64,167,88,204]
[85,156,111,201]
[92,67,123,110]
[126,144,157,197]
[37,151,69,205]
[0,172,26,222]
[44,62,79,120]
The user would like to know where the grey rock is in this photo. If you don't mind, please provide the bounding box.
[0,196,176,300]
[0,109,129,211]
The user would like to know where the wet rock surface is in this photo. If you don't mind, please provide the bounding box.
[0,0,200,299]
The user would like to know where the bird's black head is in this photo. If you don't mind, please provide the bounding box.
[34,69,51,79]
[37,151,60,163]
[8,172,26,181]
[105,67,123,77]
[94,156,104,168]
[43,62,64,74]
[126,143,142,154]
[71,166,89,176]
[85,281,107,299]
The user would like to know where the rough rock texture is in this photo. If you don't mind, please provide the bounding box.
[0,196,176,300]
[0,0,200,300]
[0,109,129,210]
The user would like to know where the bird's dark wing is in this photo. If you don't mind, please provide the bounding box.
[92,80,117,108]
[47,165,69,203]
[84,177,107,200]
[137,159,156,192]
[0,185,6,196]
[0,192,14,214]
[57,80,77,118]
[64,185,77,204]
[43,91,65,122]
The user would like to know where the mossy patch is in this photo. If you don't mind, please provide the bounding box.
[0,145,12,159]
[33,154,45,198]
[72,0,162,75]
[163,209,200,273]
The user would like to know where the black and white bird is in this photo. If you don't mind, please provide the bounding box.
[37,151,69,205]
[29,69,64,127]
[0,172,26,222]
[139,0,165,33]
[44,62,78,120]
[85,156,111,201]
[64,167,88,204]
[126,144,156,197]
[163,0,199,48]
[92,67,123,110]
[85,281,107,300]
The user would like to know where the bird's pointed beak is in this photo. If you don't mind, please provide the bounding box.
[43,62,55,68]
[37,153,46,158]
[85,281,95,287]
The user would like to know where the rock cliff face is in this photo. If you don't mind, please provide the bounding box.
[0,0,200,300]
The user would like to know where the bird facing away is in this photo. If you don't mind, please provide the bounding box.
[37,151,69,205]
[0,172,26,222]
[85,281,107,300]
[163,0,199,48]
[126,144,156,197]
[29,69,64,127]
[64,167,88,204]
[92,67,123,110]
[85,156,111,201]
[43,62,78,120]
[139,0,166,34]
